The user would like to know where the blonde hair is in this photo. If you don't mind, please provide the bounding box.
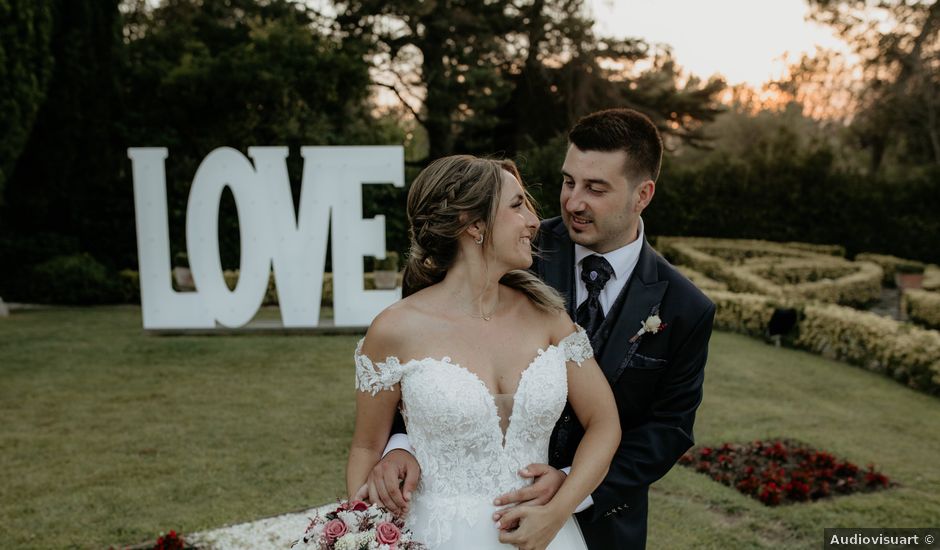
[402,155,565,313]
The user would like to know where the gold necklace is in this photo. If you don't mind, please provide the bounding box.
[463,297,499,321]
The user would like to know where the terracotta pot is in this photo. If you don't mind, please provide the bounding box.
[373,270,399,289]
[894,272,924,290]
[173,266,195,290]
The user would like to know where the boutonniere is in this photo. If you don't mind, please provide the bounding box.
[629,314,667,343]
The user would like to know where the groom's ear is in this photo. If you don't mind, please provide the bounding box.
[634,179,655,212]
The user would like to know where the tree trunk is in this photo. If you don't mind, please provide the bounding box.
[421,3,456,161]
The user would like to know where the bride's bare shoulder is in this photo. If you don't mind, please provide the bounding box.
[360,294,437,359]
[542,306,579,345]
[506,286,578,346]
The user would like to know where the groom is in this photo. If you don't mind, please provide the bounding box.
[362,108,715,549]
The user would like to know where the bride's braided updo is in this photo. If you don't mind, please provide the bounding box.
[402,155,564,313]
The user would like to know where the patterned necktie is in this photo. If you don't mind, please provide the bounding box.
[576,255,614,338]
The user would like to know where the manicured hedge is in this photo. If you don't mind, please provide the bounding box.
[702,289,940,396]
[705,289,779,338]
[795,302,940,395]
[923,265,940,292]
[674,265,728,292]
[660,237,882,306]
[855,253,926,286]
[902,289,940,330]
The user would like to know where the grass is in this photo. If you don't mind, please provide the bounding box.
[0,306,358,548]
[648,332,940,549]
[1,307,938,549]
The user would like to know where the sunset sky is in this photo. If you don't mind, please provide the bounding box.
[589,0,850,87]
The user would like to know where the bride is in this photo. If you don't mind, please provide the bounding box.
[346,155,620,550]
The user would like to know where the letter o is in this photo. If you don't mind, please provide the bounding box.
[186,147,271,327]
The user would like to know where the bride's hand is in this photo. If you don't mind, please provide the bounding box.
[496,503,568,550]
[493,463,566,527]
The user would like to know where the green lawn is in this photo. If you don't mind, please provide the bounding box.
[1,307,937,549]
[649,332,940,549]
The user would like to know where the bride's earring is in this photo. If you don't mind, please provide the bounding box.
[474,233,484,245]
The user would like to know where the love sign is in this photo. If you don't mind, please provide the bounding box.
[128,146,404,330]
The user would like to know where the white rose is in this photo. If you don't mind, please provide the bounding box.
[642,314,662,333]
[338,510,362,531]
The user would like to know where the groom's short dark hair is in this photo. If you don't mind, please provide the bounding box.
[568,108,663,185]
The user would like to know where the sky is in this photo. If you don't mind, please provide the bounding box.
[589,0,849,87]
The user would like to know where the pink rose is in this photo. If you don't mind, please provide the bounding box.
[323,519,347,541]
[348,499,369,512]
[376,521,401,545]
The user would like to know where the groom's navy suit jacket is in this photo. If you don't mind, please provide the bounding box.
[534,217,715,550]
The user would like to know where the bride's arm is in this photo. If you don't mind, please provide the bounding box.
[546,351,619,514]
[498,319,619,548]
[346,313,408,499]
[346,383,401,498]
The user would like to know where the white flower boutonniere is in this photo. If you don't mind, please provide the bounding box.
[629,314,667,343]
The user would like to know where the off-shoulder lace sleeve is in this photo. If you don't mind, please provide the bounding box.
[559,325,593,367]
[354,338,404,395]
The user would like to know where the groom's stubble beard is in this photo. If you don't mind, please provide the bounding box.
[563,198,640,254]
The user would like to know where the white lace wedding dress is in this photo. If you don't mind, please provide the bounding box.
[355,327,592,550]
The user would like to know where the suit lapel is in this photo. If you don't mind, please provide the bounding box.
[543,222,577,318]
[598,239,668,385]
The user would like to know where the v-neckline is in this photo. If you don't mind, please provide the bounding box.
[402,344,564,450]
[401,343,561,403]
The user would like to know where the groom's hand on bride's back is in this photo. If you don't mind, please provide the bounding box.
[354,449,421,516]
[492,463,566,527]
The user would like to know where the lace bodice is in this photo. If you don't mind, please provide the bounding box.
[354,327,593,545]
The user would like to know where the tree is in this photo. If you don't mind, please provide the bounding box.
[2,0,125,261]
[0,0,55,207]
[335,0,522,160]
[807,0,940,173]
[1,0,399,302]
[337,0,725,163]
[120,0,400,269]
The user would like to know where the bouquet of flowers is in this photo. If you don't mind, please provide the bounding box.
[292,500,426,550]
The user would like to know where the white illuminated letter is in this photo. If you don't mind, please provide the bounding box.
[186,147,271,328]
[248,147,329,327]
[128,147,213,329]
[130,145,406,331]
[303,147,405,327]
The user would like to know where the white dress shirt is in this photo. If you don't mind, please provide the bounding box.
[383,218,647,514]
[574,217,645,314]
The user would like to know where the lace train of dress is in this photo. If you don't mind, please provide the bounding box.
[355,327,593,550]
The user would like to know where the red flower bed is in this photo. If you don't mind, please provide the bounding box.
[678,439,892,506]
[152,531,196,550]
